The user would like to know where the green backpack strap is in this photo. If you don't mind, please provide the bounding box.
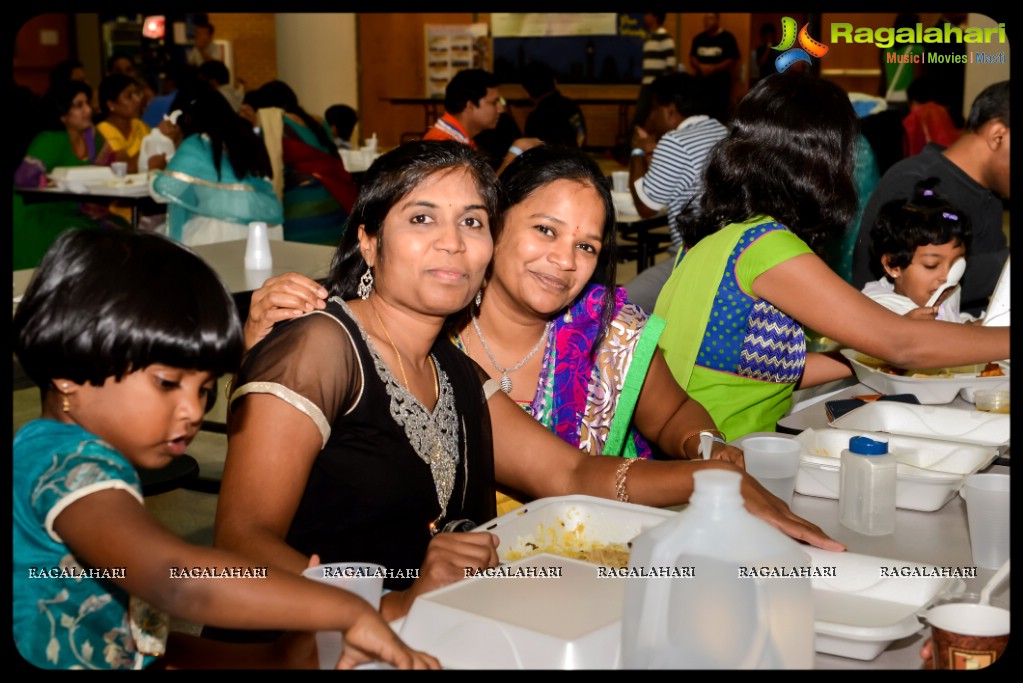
[603,314,667,458]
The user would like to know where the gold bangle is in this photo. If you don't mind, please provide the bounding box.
[614,458,639,502]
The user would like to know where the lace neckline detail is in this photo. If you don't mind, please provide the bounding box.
[336,298,460,523]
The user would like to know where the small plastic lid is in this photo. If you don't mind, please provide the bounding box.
[849,435,889,455]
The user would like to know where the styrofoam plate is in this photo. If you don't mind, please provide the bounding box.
[475,494,676,563]
[398,554,625,669]
[829,401,1010,447]
[805,547,965,660]
[792,428,997,511]
[840,348,1009,404]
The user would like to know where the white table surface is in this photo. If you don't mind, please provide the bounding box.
[13,238,338,299]
[765,387,1012,669]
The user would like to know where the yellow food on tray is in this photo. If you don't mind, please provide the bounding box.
[856,354,1004,379]
[502,521,631,568]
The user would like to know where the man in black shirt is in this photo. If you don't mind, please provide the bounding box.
[521,63,586,148]
[689,13,739,122]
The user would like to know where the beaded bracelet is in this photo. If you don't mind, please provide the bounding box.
[614,458,639,502]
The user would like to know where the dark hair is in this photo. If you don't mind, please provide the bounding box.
[868,178,972,276]
[965,80,1009,132]
[521,62,557,99]
[41,80,93,131]
[325,104,359,141]
[680,71,860,253]
[255,80,336,152]
[445,69,499,115]
[648,13,666,25]
[496,145,618,357]
[194,19,214,34]
[760,22,776,38]
[13,229,243,397]
[106,53,135,75]
[649,72,714,119]
[98,73,138,118]
[906,75,940,105]
[894,13,920,32]
[327,140,501,300]
[171,81,273,180]
[48,58,85,91]
[197,59,230,86]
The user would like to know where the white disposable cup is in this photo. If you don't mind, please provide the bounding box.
[301,562,385,669]
[742,437,802,505]
[963,473,1010,569]
[611,170,629,193]
[924,602,1010,669]
[111,161,128,178]
[244,221,272,270]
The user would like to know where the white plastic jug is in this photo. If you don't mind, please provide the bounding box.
[620,469,814,669]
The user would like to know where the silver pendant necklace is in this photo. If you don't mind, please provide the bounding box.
[471,315,552,394]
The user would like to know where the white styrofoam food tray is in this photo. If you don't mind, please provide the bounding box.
[793,428,998,511]
[804,546,964,660]
[475,494,676,562]
[840,348,1009,404]
[399,554,625,669]
[829,401,1010,447]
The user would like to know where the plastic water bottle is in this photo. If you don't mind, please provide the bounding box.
[244,221,272,271]
[839,436,895,535]
[621,469,814,669]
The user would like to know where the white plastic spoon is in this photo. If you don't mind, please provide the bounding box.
[925,258,966,308]
[979,558,1009,605]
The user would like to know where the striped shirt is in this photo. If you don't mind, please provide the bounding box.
[634,115,727,248]
[642,28,677,84]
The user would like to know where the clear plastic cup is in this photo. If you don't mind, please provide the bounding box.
[974,389,1010,414]
[962,473,1010,570]
[742,436,802,505]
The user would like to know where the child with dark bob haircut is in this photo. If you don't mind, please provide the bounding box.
[13,229,438,670]
[863,178,976,322]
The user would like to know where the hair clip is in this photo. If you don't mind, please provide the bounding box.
[922,189,935,196]
[942,211,958,220]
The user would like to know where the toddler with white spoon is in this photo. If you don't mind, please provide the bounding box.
[861,178,980,323]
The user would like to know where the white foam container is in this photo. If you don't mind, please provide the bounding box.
[50,165,115,183]
[829,401,1010,447]
[476,494,676,560]
[399,554,626,669]
[793,428,998,511]
[805,546,965,660]
[840,348,1009,404]
[398,496,674,669]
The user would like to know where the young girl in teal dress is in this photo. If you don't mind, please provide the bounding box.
[12,229,438,670]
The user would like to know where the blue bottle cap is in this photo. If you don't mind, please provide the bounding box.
[849,435,889,455]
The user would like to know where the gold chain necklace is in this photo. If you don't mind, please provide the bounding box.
[370,298,438,401]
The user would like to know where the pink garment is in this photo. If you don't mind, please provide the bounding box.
[902,102,961,157]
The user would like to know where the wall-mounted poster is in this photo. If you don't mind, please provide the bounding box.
[425,23,490,98]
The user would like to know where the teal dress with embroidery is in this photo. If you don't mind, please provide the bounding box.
[12,420,167,669]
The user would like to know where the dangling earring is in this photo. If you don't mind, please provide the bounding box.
[475,290,482,307]
[61,394,70,413]
[357,267,373,299]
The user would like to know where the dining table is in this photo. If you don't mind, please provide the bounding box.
[769,381,1011,668]
[14,184,165,232]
